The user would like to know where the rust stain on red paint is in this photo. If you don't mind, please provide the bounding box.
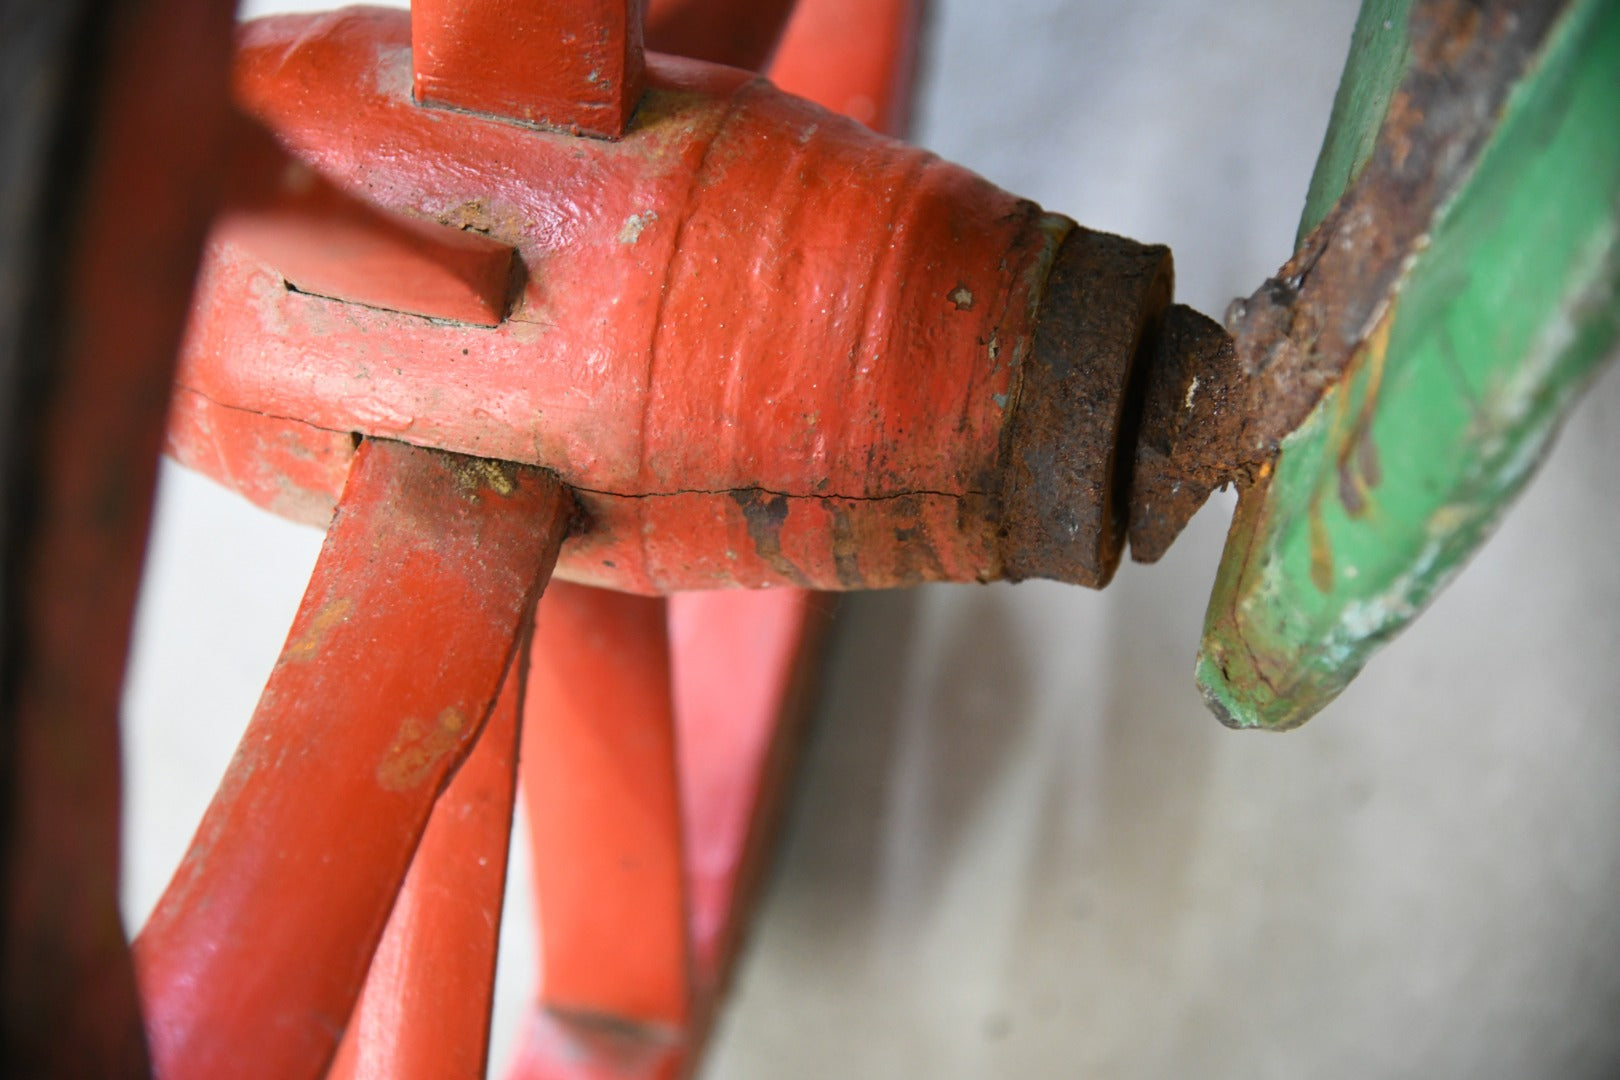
[285,596,353,660]
[377,707,469,792]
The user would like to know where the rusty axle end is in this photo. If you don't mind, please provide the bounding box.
[1125,303,1251,564]
[1000,228,1256,583]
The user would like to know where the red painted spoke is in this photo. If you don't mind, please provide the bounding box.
[412,0,648,137]
[133,439,571,1080]
[509,1013,684,1080]
[669,590,829,988]
[645,0,799,71]
[772,0,926,134]
[328,660,528,1080]
[508,589,830,1079]
[521,584,690,1029]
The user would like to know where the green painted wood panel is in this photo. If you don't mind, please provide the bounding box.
[1198,0,1620,730]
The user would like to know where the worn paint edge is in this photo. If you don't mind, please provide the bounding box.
[1298,0,1414,243]
[1197,0,1620,730]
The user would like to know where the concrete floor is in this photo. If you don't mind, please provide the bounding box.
[123,2,1620,1077]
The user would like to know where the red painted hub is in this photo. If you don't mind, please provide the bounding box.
[172,6,1176,595]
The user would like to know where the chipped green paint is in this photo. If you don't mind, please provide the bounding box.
[1297,0,1412,244]
[1197,0,1620,730]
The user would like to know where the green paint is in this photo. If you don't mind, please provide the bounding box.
[1198,0,1620,730]
[1297,0,1412,243]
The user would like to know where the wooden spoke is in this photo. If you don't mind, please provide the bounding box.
[412,0,648,137]
[669,590,830,990]
[133,439,571,1080]
[771,0,926,134]
[521,584,690,1030]
[328,659,529,1080]
[645,0,799,70]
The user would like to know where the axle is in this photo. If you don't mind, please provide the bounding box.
[172,7,1232,595]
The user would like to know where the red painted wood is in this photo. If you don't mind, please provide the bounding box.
[508,6,921,1077]
[0,0,236,1072]
[173,7,1061,593]
[327,663,528,1080]
[164,386,354,528]
[218,113,518,326]
[507,590,831,1079]
[772,0,927,134]
[133,439,571,1080]
[412,0,648,137]
[645,0,799,70]
[509,1012,684,1080]
[669,589,831,987]
[522,583,691,1028]
[658,0,925,1001]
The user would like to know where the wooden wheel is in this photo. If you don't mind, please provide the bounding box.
[3,2,926,1077]
[11,0,1609,1076]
